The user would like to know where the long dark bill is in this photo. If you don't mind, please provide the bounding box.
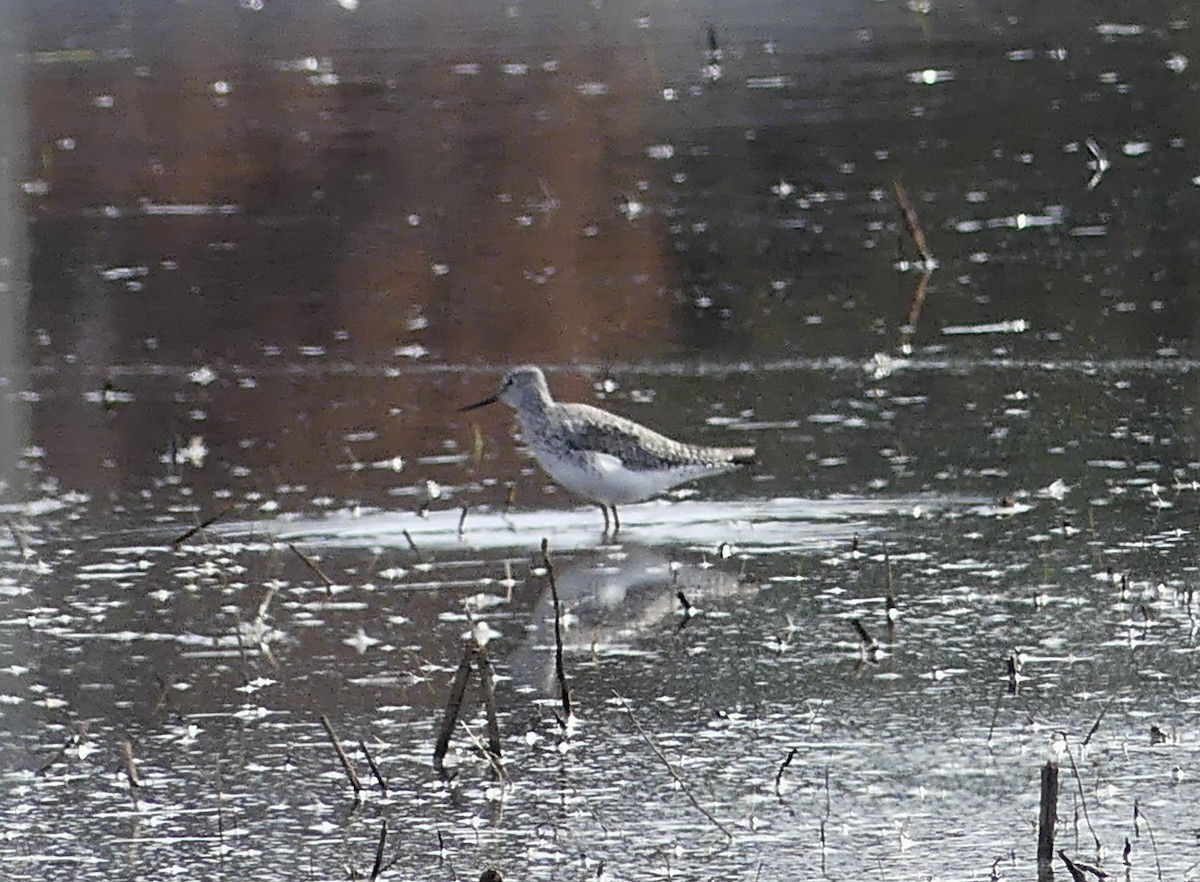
[459,394,499,413]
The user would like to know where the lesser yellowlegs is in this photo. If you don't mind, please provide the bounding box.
[460,365,756,533]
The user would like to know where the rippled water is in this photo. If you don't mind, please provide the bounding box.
[3,1,1200,880]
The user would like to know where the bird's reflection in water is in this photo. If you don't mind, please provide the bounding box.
[505,543,752,694]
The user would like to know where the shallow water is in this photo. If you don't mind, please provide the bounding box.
[3,2,1200,880]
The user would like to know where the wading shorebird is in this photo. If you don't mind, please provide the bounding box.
[460,365,756,533]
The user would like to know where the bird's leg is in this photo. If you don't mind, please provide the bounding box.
[611,505,621,534]
[597,503,611,534]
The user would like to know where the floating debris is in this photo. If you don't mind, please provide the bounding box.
[941,319,1029,335]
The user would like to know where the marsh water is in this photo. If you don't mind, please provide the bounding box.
[3,1,1200,880]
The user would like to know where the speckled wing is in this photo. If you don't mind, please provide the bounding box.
[554,403,756,472]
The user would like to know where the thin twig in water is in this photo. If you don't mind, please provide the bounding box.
[214,755,226,866]
[818,764,831,874]
[433,643,477,773]
[319,714,363,797]
[120,739,141,809]
[402,529,422,558]
[289,542,334,593]
[1082,696,1115,747]
[1134,800,1165,882]
[36,737,70,776]
[852,619,878,662]
[4,519,30,559]
[359,740,388,794]
[459,721,508,780]
[892,179,933,264]
[475,646,503,759]
[985,686,1006,745]
[541,539,572,723]
[36,722,90,776]
[172,503,234,547]
[457,505,469,536]
[1059,736,1100,851]
[370,820,388,881]
[774,748,798,796]
[611,690,732,839]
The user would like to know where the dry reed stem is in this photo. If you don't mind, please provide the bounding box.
[359,740,388,795]
[172,503,234,547]
[288,542,334,592]
[541,538,572,723]
[120,739,141,809]
[774,748,798,796]
[612,690,732,839]
[475,647,502,758]
[433,643,477,773]
[369,820,388,880]
[319,714,363,797]
[892,179,932,264]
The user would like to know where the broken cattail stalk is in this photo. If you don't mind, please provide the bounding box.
[1037,761,1058,865]
[1082,696,1114,747]
[884,544,897,642]
[319,715,363,798]
[288,542,334,593]
[172,503,234,548]
[541,538,573,723]
[459,722,507,780]
[677,590,695,630]
[852,619,878,660]
[4,518,31,559]
[358,740,388,794]
[475,646,502,760]
[255,583,277,623]
[369,820,388,881]
[402,529,422,558]
[1007,654,1021,695]
[215,755,225,856]
[883,544,895,596]
[1057,851,1088,882]
[1133,800,1164,879]
[676,590,693,615]
[120,739,141,808]
[819,765,831,872]
[433,643,477,773]
[774,748,798,796]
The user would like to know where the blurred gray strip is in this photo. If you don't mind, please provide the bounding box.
[0,1,29,497]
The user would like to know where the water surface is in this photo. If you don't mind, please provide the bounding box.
[2,2,1200,880]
